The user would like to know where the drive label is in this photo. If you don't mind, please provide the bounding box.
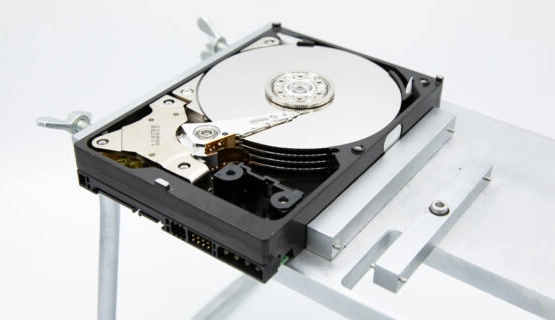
[150,125,160,146]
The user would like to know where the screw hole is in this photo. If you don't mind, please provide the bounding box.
[164,99,175,105]
[420,77,430,86]
[178,162,190,170]
[97,139,109,145]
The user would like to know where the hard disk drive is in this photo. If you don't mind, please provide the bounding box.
[74,23,443,282]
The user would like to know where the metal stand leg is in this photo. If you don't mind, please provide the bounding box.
[97,194,121,320]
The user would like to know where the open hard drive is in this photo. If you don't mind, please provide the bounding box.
[74,22,442,282]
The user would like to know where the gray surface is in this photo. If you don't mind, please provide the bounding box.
[277,102,555,319]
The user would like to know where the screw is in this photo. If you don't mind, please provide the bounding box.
[429,200,449,216]
[181,88,194,95]
[332,241,341,250]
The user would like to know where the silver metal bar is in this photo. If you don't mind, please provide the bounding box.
[307,108,456,260]
[190,276,258,320]
[373,162,493,292]
[341,230,401,289]
[97,194,121,320]
[274,266,404,320]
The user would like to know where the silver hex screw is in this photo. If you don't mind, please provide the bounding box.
[429,199,449,216]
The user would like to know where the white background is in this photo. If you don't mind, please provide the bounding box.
[1,0,554,319]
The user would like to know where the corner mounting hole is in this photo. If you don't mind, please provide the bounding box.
[226,169,236,176]
[435,201,445,208]
[164,99,175,105]
[97,139,109,145]
[278,196,289,204]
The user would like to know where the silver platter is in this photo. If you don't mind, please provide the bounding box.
[198,45,401,149]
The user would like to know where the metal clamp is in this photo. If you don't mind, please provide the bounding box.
[36,111,91,134]
[373,162,493,292]
[198,17,228,59]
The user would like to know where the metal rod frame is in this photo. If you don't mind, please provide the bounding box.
[97,194,121,320]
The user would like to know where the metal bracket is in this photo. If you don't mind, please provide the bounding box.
[307,108,456,260]
[373,162,493,292]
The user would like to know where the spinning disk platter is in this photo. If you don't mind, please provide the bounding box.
[198,45,402,149]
